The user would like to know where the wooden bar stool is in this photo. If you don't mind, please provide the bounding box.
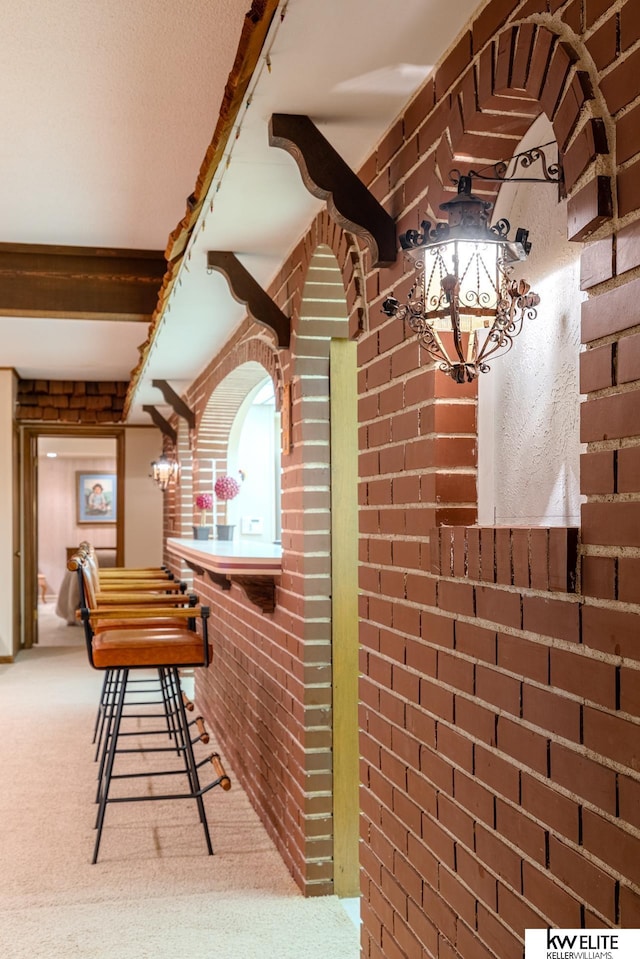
[70,550,231,863]
[69,545,197,760]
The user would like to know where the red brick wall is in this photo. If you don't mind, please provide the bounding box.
[357,2,640,957]
[168,220,364,895]
[163,0,640,951]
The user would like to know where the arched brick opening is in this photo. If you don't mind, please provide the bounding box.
[195,359,277,525]
[404,22,614,242]
[196,337,282,429]
[289,211,369,343]
[385,20,616,545]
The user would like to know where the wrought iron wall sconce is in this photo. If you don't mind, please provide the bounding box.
[150,451,180,491]
[382,142,561,383]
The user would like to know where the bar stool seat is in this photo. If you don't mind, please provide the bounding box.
[92,628,212,668]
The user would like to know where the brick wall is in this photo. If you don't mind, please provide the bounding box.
[16,379,127,423]
[162,0,640,952]
[169,228,362,895]
[356,1,640,957]
[161,420,194,585]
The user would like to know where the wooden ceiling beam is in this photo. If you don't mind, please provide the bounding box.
[0,242,166,321]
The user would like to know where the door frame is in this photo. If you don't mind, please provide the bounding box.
[21,424,125,648]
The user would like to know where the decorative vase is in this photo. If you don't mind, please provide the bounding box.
[193,526,212,540]
[216,524,235,541]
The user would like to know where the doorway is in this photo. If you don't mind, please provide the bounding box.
[22,427,125,649]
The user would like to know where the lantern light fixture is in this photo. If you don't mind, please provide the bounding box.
[382,143,561,384]
[383,175,540,383]
[150,451,180,491]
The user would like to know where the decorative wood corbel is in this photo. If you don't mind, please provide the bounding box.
[206,251,290,348]
[191,566,276,613]
[142,405,177,445]
[206,570,232,592]
[152,379,196,431]
[232,575,276,614]
[268,113,397,268]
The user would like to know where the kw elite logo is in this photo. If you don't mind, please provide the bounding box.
[525,929,640,959]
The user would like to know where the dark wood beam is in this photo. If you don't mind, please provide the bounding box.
[206,251,290,348]
[142,406,177,445]
[0,242,166,321]
[268,113,397,268]
[166,0,280,263]
[152,380,196,430]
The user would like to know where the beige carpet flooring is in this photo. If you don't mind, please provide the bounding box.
[0,603,360,959]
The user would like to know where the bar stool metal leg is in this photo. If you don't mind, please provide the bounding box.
[93,667,128,864]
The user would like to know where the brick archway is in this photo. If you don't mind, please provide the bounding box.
[381,19,617,536]
[400,21,614,248]
[195,336,282,436]
[289,210,369,342]
[193,357,277,522]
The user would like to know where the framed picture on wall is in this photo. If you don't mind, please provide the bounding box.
[76,472,117,524]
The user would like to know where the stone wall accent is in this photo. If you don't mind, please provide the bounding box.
[16,379,127,423]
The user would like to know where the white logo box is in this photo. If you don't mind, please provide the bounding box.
[526,929,640,958]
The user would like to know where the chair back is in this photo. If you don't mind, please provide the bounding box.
[66,549,97,667]
[66,547,211,671]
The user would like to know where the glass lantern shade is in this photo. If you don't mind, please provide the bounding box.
[151,453,180,491]
[383,176,540,383]
[421,239,502,332]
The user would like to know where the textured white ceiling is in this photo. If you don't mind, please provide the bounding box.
[0,0,249,249]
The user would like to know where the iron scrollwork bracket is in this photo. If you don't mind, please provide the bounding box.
[450,141,564,192]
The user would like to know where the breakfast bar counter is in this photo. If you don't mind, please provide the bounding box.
[166,537,282,613]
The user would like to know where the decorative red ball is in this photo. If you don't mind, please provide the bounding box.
[195,493,213,510]
[214,475,241,501]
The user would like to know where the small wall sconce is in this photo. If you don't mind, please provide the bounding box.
[150,452,180,491]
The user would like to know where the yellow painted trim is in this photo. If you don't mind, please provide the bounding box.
[330,338,360,898]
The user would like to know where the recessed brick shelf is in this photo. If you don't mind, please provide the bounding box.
[432,526,580,594]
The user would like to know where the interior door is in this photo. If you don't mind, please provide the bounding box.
[23,427,126,649]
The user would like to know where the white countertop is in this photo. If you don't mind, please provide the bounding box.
[166,537,282,576]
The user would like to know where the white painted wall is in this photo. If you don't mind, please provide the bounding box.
[227,379,279,543]
[38,451,117,594]
[478,124,584,527]
[0,371,16,658]
[36,429,163,590]
[124,428,163,567]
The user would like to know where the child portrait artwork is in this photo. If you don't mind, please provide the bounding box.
[77,472,117,524]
